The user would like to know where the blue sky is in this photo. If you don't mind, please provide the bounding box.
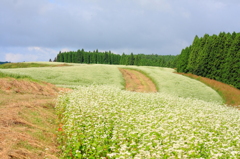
[1,0,240,62]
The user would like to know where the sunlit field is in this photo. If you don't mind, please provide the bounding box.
[0,63,124,89]
[56,85,240,158]
[123,66,222,103]
[1,62,238,158]
[0,63,222,103]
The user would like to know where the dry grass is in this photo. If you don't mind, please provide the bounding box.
[177,73,240,109]
[0,78,68,158]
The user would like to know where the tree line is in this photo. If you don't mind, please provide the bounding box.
[0,61,10,65]
[55,49,177,68]
[53,31,239,89]
[177,32,240,89]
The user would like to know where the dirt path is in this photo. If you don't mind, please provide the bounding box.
[119,68,157,93]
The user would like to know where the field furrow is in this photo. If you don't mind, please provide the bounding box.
[118,68,157,93]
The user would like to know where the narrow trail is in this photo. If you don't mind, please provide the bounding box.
[119,68,157,93]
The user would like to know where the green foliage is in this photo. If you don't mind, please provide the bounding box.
[0,71,30,79]
[55,49,178,68]
[0,61,10,65]
[177,46,191,72]
[0,71,40,83]
[0,62,55,69]
[177,32,240,89]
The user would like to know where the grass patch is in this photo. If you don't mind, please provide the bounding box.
[0,71,31,79]
[16,141,35,151]
[0,64,125,88]
[120,66,223,103]
[0,62,70,69]
[177,73,240,107]
[0,71,41,84]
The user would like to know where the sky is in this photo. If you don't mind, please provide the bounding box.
[1,0,240,62]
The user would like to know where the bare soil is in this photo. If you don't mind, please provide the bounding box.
[119,68,157,93]
[0,78,70,159]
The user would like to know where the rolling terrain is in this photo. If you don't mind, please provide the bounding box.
[0,62,223,103]
[0,62,239,158]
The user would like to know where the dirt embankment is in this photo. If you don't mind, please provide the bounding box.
[0,78,69,159]
[119,68,157,93]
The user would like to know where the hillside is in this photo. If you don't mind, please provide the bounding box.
[0,62,239,158]
[0,62,222,103]
[56,85,240,158]
[177,73,240,107]
[0,77,60,158]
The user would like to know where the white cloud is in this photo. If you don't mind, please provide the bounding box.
[60,48,71,53]
[2,46,58,62]
[27,46,58,55]
[1,0,240,59]
[5,53,23,62]
[5,53,38,62]
[137,0,173,13]
[28,47,42,51]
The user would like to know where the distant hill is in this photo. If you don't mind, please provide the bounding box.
[0,61,10,65]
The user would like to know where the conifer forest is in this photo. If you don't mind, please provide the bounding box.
[55,32,239,89]
[177,32,240,89]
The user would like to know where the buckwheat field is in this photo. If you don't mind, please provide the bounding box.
[56,85,240,158]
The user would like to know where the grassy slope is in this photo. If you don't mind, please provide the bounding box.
[1,62,239,158]
[119,66,223,103]
[0,62,69,69]
[0,64,124,89]
[1,63,222,103]
[177,73,240,107]
[0,77,60,158]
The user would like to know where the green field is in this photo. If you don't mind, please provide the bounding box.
[1,62,239,158]
[0,62,222,103]
[0,63,124,89]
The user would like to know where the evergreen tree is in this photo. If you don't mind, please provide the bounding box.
[225,33,240,88]
[187,35,200,73]
[177,32,240,89]
[129,53,135,65]
[177,46,191,72]
[221,33,234,83]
